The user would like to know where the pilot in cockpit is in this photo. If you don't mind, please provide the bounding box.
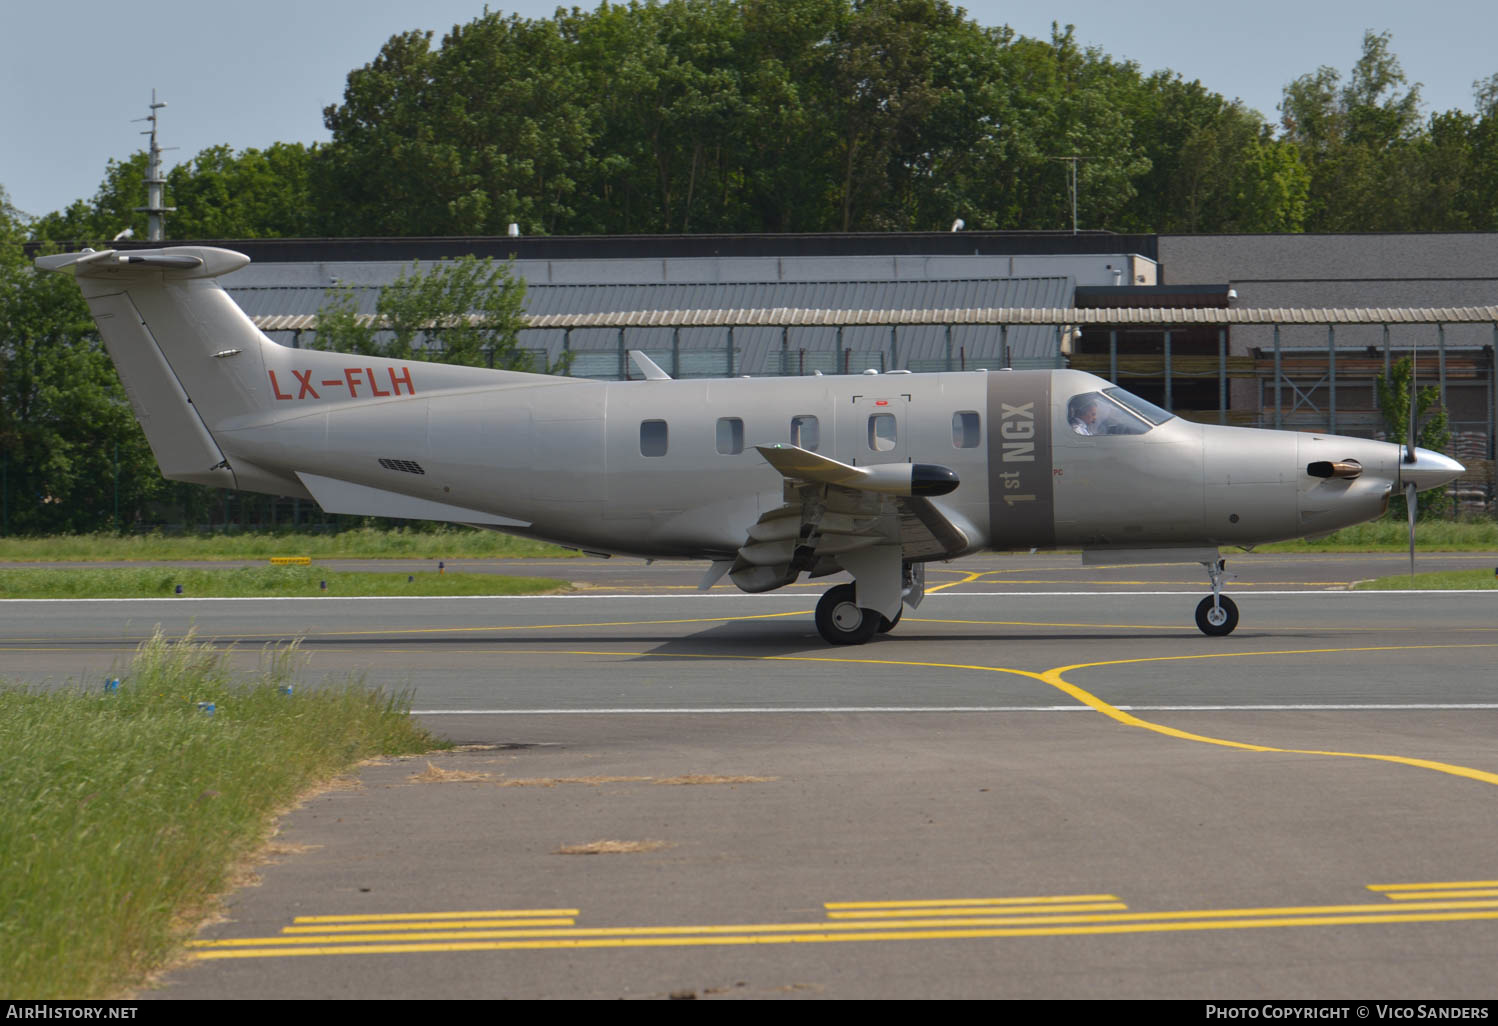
[1069,395,1103,435]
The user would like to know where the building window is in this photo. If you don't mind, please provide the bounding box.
[868,413,897,452]
[640,419,668,457]
[952,411,980,448]
[791,415,819,451]
[716,417,744,455]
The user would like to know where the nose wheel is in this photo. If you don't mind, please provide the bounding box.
[1195,558,1238,636]
[815,583,881,645]
[1194,594,1239,636]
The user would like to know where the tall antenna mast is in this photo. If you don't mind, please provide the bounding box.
[1049,155,1086,234]
[132,90,176,241]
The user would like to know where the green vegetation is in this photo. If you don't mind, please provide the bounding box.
[314,255,546,371]
[23,9,1498,242]
[1255,519,1498,553]
[0,565,568,599]
[0,630,445,998]
[1354,570,1498,590]
[7,9,1498,536]
[0,526,574,562]
[1375,356,1453,520]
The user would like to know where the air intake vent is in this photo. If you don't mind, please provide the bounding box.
[379,458,425,475]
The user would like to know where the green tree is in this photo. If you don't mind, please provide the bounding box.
[28,153,149,245]
[1375,356,1453,520]
[165,143,317,238]
[312,256,535,370]
[1281,30,1426,231]
[30,144,318,244]
[316,15,603,236]
[0,187,165,534]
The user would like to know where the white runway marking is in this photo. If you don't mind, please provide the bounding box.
[412,703,1498,715]
[4,590,1495,603]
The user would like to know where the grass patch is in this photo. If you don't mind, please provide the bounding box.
[1256,519,1498,553]
[0,630,444,998]
[0,566,568,599]
[0,526,575,562]
[1353,570,1498,590]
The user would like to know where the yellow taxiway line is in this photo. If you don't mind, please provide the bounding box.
[189,896,1498,959]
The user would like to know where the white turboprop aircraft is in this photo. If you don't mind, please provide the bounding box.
[38,246,1465,644]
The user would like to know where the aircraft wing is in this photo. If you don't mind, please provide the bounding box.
[726,444,968,594]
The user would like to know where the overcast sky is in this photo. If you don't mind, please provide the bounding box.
[4,0,1495,222]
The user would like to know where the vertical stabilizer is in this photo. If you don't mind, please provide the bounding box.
[36,247,271,488]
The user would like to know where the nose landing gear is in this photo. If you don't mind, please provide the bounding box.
[1195,558,1239,636]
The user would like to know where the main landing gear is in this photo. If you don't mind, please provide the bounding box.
[1195,558,1239,636]
[814,583,882,645]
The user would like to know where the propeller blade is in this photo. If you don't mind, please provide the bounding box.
[1405,348,1418,463]
[1406,480,1418,577]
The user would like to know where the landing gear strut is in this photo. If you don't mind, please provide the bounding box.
[1195,558,1239,636]
[815,583,881,645]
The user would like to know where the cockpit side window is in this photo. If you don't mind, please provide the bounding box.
[1066,391,1152,436]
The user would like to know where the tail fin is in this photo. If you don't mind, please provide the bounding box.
[38,246,285,491]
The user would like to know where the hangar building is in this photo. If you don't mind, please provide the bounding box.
[114,230,1497,510]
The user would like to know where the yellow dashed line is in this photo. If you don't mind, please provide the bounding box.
[1382,890,1498,900]
[1367,880,1498,892]
[825,894,1119,909]
[826,903,1127,918]
[191,898,1498,959]
[283,918,576,933]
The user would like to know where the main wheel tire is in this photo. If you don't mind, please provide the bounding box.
[815,584,881,645]
[1194,595,1239,637]
[877,607,903,633]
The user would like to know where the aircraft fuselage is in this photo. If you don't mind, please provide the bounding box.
[40,245,1464,643]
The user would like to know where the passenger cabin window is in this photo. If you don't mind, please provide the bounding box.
[952,411,980,448]
[868,413,897,452]
[1066,391,1161,437]
[791,415,820,451]
[640,419,668,457]
[717,417,744,455]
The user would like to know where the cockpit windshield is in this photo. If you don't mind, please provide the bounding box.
[1067,387,1173,436]
[1103,387,1173,426]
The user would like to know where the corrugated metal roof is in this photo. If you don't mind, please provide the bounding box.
[518,305,1498,326]
[230,275,1073,321]
[246,303,1498,332]
[236,277,1079,372]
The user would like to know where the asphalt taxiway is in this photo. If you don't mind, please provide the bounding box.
[5,552,1497,999]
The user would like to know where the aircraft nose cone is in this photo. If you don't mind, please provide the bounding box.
[1399,448,1465,492]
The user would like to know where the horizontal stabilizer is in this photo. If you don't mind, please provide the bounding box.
[297,473,531,527]
[36,246,250,280]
